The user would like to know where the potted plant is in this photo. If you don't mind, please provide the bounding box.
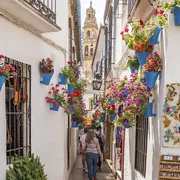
[147,8,168,45]
[143,52,163,88]
[121,20,153,66]
[0,55,16,91]
[59,61,73,85]
[45,84,67,111]
[144,100,156,117]
[39,58,54,85]
[106,104,116,121]
[125,55,139,73]
[160,0,180,26]
[6,153,47,180]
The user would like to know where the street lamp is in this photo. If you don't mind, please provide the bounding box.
[92,80,102,90]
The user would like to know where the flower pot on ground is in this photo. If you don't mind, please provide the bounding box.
[149,27,161,45]
[67,84,74,94]
[174,5,180,26]
[144,101,156,117]
[143,52,163,88]
[39,58,54,85]
[110,113,116,121]
[0,76,5,91]
[58,73,67,85]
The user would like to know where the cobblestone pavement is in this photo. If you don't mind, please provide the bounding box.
[69,155,115,180]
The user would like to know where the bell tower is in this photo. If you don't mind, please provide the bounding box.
[83,1,99,79]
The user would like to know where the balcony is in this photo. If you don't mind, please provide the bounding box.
[0,0,61,33]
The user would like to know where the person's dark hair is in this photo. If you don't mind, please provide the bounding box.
[84,128,88,133]
[96,126,101,131]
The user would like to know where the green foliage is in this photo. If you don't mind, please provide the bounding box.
[125,55,139,70]
[6,153,47,180]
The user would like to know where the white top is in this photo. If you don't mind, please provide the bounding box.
[80,133,87,149]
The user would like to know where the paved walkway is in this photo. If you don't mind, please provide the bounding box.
[69,155,115,180]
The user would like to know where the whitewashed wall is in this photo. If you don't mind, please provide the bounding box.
[0,1,69,179]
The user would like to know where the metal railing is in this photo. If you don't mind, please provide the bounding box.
[24,0,56,23]
[128,0,139,14]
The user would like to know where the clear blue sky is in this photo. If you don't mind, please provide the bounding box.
[81,0,106,26]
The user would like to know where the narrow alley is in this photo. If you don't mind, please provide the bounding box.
[69,156,115,180]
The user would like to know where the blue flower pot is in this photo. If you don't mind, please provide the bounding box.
[69,105,74,114]
[124,89,128,96]
[67,84,74,94]
[124,124,131,129]
[40,73,53,85]
[99,118,104,123]
[174,5,180,26]
[58,73,67,85]
[110,98,115,105]
[0,76,6,91]
[144,101,156,118]
[110,113,116,121]
[135,52,151,66]
[145,72,160,89]
[51,103,59,111]
[130,67,138,73]
[72,121,77,128]
[149,27,161,45]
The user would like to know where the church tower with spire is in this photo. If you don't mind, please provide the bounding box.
[83,1,99,79]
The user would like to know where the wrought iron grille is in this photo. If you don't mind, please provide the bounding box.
[5,57,31,164]
[128,0,140,14]
[135,115,148,177]
[24,0,56,23]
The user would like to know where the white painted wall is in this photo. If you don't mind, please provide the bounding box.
[0,1,69,179]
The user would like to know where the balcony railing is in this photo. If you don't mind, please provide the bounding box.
[128,0,140,14]
[24,0,56,23]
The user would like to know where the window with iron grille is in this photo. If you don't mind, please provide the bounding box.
[5,57,31,164]
[135,115,148,177]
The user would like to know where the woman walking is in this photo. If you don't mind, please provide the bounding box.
[85,130,103,180]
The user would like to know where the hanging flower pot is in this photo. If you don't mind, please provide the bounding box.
[58,73,67,85]
[124,124,132,129]
[50,103,59,112]
[145,72,160,89]
[69,105,74,114]
[40,73,53,85]
[110,98,115,105]
[130,67,139,73]
[149,27,161,45]
[144,101,156,118]
[173,5,180,26]
[0,76,6,91]
[72,121,77,128]
[67,84,74,94]
[110,113,116,121]
[124,88,128,96]
[135,52,151,66]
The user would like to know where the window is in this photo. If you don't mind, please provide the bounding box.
[87,31,90,38]
[85,46,89,56]
[90,48,93,56]
[6,57,31,164]
[135,115,148,177]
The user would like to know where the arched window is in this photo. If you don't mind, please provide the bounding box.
[87,31,90,38]
[90,48,93,56]
[85,46,88,56]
